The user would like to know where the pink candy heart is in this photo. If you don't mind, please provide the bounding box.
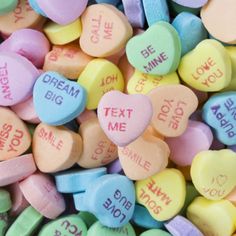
[97,91,153,147]
[37,0,88,25]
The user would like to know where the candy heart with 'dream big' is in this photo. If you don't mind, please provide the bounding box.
[136,168,186,221]
[0,107,31,161]
[126,21,181,75]
[118,135,170,180]
[33,71,87,126]
[191,149,236,200]
[97,90,153,147]
[33,123,83,173]
[148,84,198,137]
[178,39,232,92]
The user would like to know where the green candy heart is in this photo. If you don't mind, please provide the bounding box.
[140,229,171,236]
[0,0,18,15]
[0,189,11,213]
[6,206,43,236]
[0,213,8,236]
[87,221,136,236]
[39,214,87,236]
[126,21,181,76]
[78,212,97,228]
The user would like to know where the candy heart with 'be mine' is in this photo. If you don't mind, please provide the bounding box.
[126,21,181,75]
[33,71,87,126]
[97,90,153,147]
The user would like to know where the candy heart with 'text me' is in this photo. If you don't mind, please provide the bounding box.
[33,71,87,126]
[126,21,181,75]
[97,90,153,147]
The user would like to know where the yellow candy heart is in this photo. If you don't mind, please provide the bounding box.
[135,168,186,221]
[127,70,179,94]
[44,18,82,45]
[178,39,232,92]
[187,196,236,236]
[78,58,124,109]
[191,149,236,200]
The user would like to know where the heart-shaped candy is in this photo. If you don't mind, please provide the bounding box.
[0,52,39,106]
[178,39,232,91]
[33,123,83,173]
[118,135,170,180]
[202,92,236,145]
[201,0,236,44]
[80,4,133,57]
[127,70,180,95]
[187,197,236,236]
[136,168,186,221]
[97,90,153,147]
[78,118,118,168]
[38,214,87,236]
[78,59,124,110]
[0,107,31,161]
[172,0,208,8]
[140,229,171,236]
[83,174,135,228]
[37,0,88,25]
[0,0,17,15]
[126,21,181,75]
[166,120,213,166]
[33,71,87,126]
[190,149,236,200]
[148,84,198,137]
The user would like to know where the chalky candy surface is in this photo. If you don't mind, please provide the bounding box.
[172,0,208,8]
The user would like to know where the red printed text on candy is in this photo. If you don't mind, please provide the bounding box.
[104,107,134,132]
[191,57,223,87]
[14,0,33,24]
[90,15,114,44]
[157,99,187,130]
[0,123,23,152]
[37,127,63,151]
[0,62,12,101]
[120,146,151,171]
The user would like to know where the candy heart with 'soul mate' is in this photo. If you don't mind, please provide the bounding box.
[126,21,181,75]
[202,92,236,146]
[191,149,236,200]
[33,71,87,126]
[178,39,232,92]
[97,90,153,147]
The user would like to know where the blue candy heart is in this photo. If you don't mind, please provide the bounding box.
[202,91,236,145]
[33,71,87,125]
[82,174,135,228]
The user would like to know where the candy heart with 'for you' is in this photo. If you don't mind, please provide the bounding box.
[126,21,181,75]
[148,84,198,137]
[178,39,232,92]
[191,149,236,200]
[33,71,87,126]
[97,90,153,147]
[202,92,236,145]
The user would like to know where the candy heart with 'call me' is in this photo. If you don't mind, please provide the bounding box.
[148,84,198,137]
[136,168,186,221]
[33,71,87,126]
[191,149,236,200]
[172,0,208,8]
[118,134,170,180]
[97,90,153,147]
[202,92,236,146]
[178,39,232,92]
[37,0,88,25]
[126,21,181,75]
[0,107,31,161]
